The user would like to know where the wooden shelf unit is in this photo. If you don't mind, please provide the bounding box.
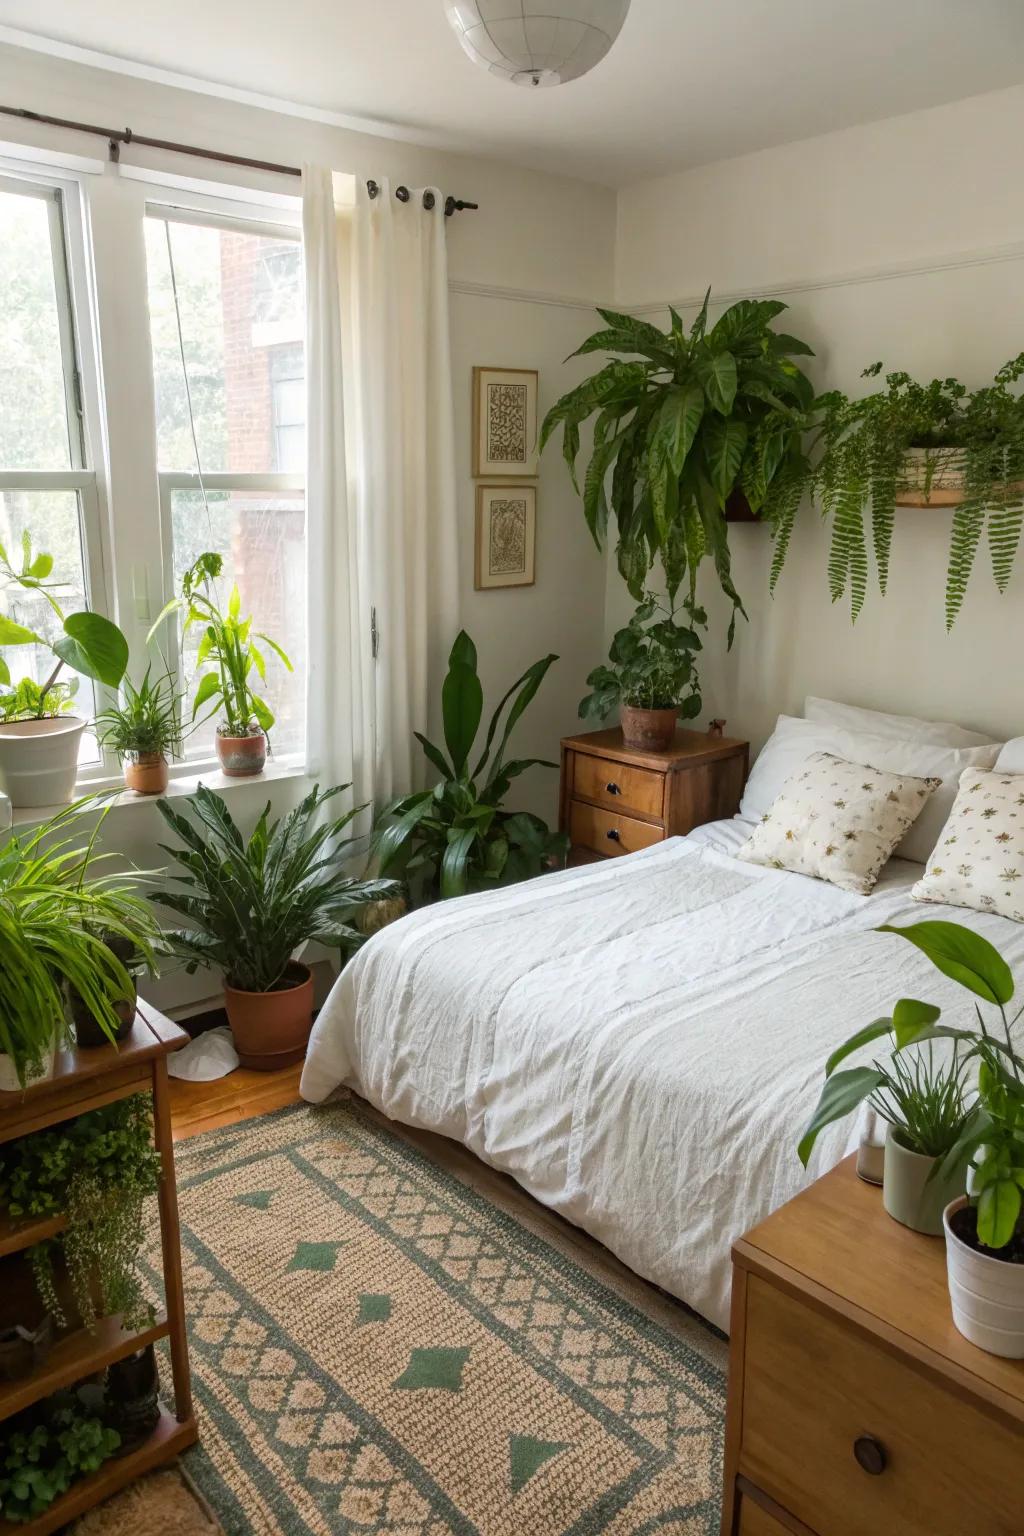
[0,1004,197,1531]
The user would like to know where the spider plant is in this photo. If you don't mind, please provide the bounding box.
[0,801,161,1086]
[93,667,185,762]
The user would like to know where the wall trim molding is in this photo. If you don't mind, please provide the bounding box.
[448,278,603,312]
[624,238,1024,316]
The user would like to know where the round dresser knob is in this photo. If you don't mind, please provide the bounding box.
[605,781,621,795]
[606,828,621,842]
[853,1435,887,1476]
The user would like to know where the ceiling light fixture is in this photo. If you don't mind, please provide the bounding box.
[444,1,631,88]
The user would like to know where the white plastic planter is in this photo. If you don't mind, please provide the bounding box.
[0,1048,56,1094]
[943,1195,1024,1358]
[0,716,87,808]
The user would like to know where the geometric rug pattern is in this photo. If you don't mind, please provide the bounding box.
[145,1097,726,1535]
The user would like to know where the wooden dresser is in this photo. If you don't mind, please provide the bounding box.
[722,1156,1024,1536]
[559,726,748,864]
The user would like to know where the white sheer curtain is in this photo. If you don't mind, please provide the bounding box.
[302,167,458,807]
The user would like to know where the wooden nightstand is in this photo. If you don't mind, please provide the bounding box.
[559,726,748,864]
[721,1156,1024,1536]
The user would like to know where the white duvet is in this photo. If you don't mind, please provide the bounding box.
[300,819,1024,1331]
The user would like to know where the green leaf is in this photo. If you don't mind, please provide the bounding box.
[228,583,242,620]
[440,826,477,899]
[53,612,129,687]
[698,349,737,415]
[798,1066,886,1167]
[690,286,711,341]
[876,921,1014,1006]
[652,383,705,477]
[976,1178,1022,1250]
[442,660,483,775]
[0,616,40,646]
[891,998,942,1048]
[191,672,221,718]
[768,332,816,358]
[825,1017,893,1077]
[145,596,181,645]
[449,630,478,672]
[704,417,748,503]
[414,731,453,780]
[255,632,293,671]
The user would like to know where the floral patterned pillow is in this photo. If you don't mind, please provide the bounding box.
[912,769,1024,922]
[738,751,940,895]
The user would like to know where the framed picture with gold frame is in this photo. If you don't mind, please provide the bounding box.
[472,366,539,477]
[475,484,536,590]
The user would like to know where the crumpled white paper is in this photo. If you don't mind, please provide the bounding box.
[167,1024,239,1081]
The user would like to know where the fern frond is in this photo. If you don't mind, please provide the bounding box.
[868,440,899,595]
[945,502,985,629]
[987,445,1024,593]
[764,465,804,595]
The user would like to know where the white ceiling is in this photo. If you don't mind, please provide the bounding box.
[1,0,1023,185]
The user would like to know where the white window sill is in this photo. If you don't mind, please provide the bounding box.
[8,757,311,829]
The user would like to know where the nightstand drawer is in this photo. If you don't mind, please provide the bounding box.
[572,753,664,819]
[736,1498,790,1536]
[740,1275,1020,1536]
[569,800,664,857]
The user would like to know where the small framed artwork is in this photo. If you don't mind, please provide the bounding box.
[472,366,539,477]
[475,484,536,590]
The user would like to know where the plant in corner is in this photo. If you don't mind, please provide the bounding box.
[540,294,815,641]
[0,532,129,808]
[148,551,292,777]
[579,591,703,752]
[373,632,568,899]
[153,784,400,1069]
[94,665,187,796]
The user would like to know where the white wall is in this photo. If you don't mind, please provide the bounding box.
[610,84,1024,752]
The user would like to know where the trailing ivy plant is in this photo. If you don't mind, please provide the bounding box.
[0,1097,161,1332]
[541,294,814,640]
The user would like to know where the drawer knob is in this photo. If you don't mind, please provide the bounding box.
[605,781,621,795]
[606,828,621,842]
[853,1435,887,1476]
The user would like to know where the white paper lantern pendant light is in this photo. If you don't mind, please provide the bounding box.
[445,1,631,87]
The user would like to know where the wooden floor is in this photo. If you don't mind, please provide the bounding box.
[168,1062,304,1140]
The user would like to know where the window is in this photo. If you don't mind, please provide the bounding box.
[144,211,306,762]
[0,175,107,769]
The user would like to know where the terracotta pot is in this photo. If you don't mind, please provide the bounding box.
[216,729,267,777]
[223,961,313,1070]
[124,752,169,795]
[620,704,679,753]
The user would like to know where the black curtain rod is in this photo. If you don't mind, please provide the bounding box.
[0,105,479,216]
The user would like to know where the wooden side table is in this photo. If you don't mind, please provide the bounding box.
[559,726,748,864]
[721,1156,1024,1536]
[0,1005,196,1535]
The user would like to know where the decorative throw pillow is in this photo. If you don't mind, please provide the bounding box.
[912,770,1024,922]
[738,751,941,895]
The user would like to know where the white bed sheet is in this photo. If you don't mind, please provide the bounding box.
[301,818,1024,1331]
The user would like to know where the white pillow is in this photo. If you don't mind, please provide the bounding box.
[994,737,1024,773]
[913,769,1024,923]
[804,696,997,750]
[740,716,1001,864]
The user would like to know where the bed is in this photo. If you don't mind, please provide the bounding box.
[300,816,1024,1332]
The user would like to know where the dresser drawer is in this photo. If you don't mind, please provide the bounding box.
[736,1497,791,1536]
[572,752,664,819]
[740,1275,1022,1536]
[569,800,664,857]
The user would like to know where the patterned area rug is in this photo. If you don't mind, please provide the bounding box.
[146,1097,726,1535]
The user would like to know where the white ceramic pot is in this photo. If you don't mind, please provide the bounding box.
[0,716,87,808]
[895,446,966,507]
[883,1126,966,1236]
[943,1195,1024,1358]
[0,1048,56,1094]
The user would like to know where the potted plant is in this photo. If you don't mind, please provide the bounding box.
[149,551,291,777]
[764,354,1024,625]
[0,1395,120,1525]
[541,294,815,642]
[798,1006,970,1235]
[373,632,568,899]
[0,801,161,1090]
[578,592,703,752]
[94,666,186,795]
[153,784,399,1068]
[0,533,129,807]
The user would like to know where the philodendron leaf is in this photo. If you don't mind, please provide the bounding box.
[877,921,1014,1006]
[825,1017,893,1077]
[798,1066,886,1168]
[976,1177,1023,1250]
[53,612,129,688]
[891,998,942,1048]
[0,616,39,646]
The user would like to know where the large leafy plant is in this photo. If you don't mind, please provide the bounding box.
[374,633,568,899]
[153,783,399,992]
[799,920,1024,1251]
[541,295,814,638]
[0,532,128,715]
[0,801,160,1084]
[149,552,291,738]
[579,593,703,721]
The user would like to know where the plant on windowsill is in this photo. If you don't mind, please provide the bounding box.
[579,592,704,752]
[541,294,815,644]
[0,533,129,808]
[0,800,161,1090]
[94,666,188,796]
[148,551,292,778]
[372,632,568,900]
[152,783,399,1069]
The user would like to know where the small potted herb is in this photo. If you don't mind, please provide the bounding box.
[0,1396,120,1525]
[579,594,703,752]
[149,552,291,777]
[94,667,186,795]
